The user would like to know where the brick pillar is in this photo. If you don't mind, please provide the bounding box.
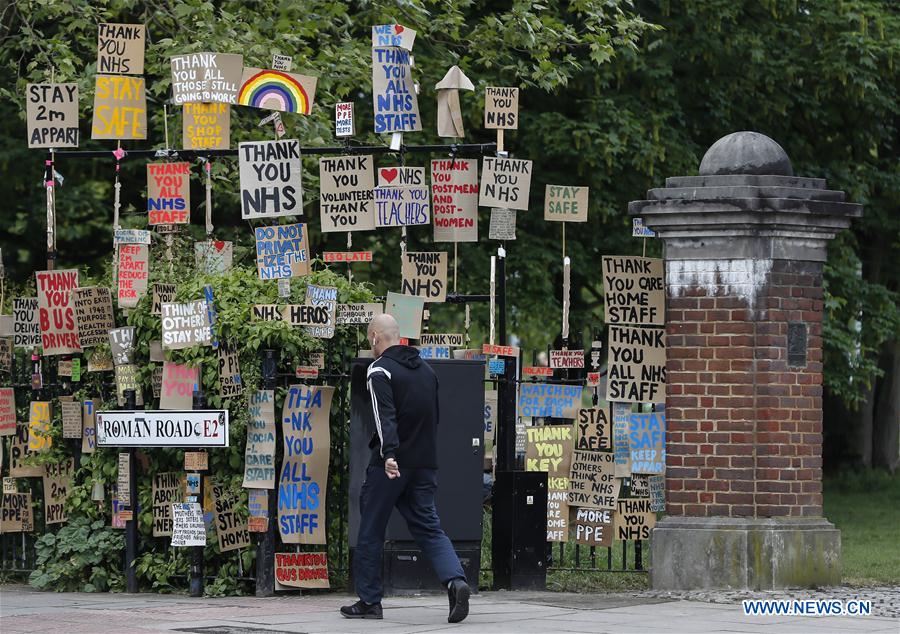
[630,131,861,590]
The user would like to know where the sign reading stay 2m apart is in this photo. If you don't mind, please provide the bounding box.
[96,410,229,447]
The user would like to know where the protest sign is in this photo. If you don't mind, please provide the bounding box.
[238,67,317,114]
[147,162,191,225]
[372,24,416,50]
[195,241,233,275]
[161,301,211,350]
[606,326,666,403]
[117,452,131,506]
[117,244,149,309]
[431,159,478,242]
[243,390,276,489]
[632,217,655,238]
[279,385,333,545]
[91,75,146,139]
[544,185,588,222]
[72,287,114,347]
[0,388,14,436]
[488,208,516,240]
[170,52,243,105]
[417,346,450,360]
[518,383,582,419]
[612,402,632,477]
[479,157,532,210]
[82,400,96,454]
[43,458,75,524]
[614,498,656,541]
[10,423,43,477]
[629,474,650,498]
[419,333,464,347]
[152,472,182,536]
[322,249,373,261]
[26,83,79,148]
[171,503,206,546]
[573,508,614,547]
[523,366,553,378]
[385,292,425,339]
[114,228,151,245]
[377,166,424,187]
[335,102,354,137]
[484,390,497,469]
[248,488,269,532]
[28,401,52,453]
[1,491,33,532]
[649,474,665,512]
[525,425,574,541]
[150,365,163,398]
[482,343,519,358]
[151,283,176,316]
[318,155,375,232]
[35,270,80,355]
[160,362,200,410]
[57,358,73,377]
[275,552,330,590]
[601,257,665,326]
[212,483,250,552]
[628,412,665,474]
[97,23,144,74]
[575,407,612,452]
[13,298,40,348]
[113,363,143,407]
[401,252,447,302]
[252,305,285,322]
[109,327,136,366]
[375,186,430,227]
[567,450,618,509]
[272,54,292,71]
[303,285,338,339]
[372,46,421,133]
[549,349,584,369]
[239,140,303,219]
[183,103,230,150]
[218,344,242,399]
[61,400,82,439]
[96,410,228,447]
[184,451,208,472]
[484,87,518,129]
[255,223,310,279]
[336,303,382,325]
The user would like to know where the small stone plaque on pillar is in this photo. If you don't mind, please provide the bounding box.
[787,321,808,368]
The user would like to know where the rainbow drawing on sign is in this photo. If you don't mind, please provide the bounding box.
[238,70,312,114]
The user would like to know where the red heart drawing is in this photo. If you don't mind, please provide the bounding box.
[394,25,404,34]
[381,168,398,184]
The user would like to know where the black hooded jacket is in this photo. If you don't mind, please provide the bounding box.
[366,345,439,469]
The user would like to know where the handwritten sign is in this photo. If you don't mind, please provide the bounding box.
[372,24,416,50]
[336,303,383,325]
[378,166,424,187]
[575,407,611,451]
[212,483,250,551]
[13,298,40,348]
[238,68,317,114]
[574,508,613,547]
[61,400,82,439]
[243,390,276,489]
[97,23,144,74]
[567,450,618,509]
[183,103,230,150]
[114,363,143,407]
[372,47,421,133]
[606,326,666,403]
[1,491,33,532]
[195,240,233,275]
[375,186,430,227]
[544,185,588,222]
[385,292,425,339]
[171,502,206,546]
[482,343,519,358]
[91,75,146,140]
[479,158,532,210]
[160,362,200,410]
[26,83,79,148]
[152,283,176,316]
[116,453,131,506]
[525,425,573,542]
[44,458,75,525]
[152,472,181,536]
[318,155,375,232]
[549,349,584,369]
[72,287,114,347]
[239,140,303,219]
[303,285,338,339]
[632,217,655,238]
[82,400,96,454]
[279,385,333,545]
[248,488,269,532]
[162,301,211,350]
[254,223,310,279]
[488,208,516,240]
[335,102,354,137]
[35,270,80,355]
[401,252,447,302]
[629,474,650,498]
[96,410,228,447]
[612,402,631,477]
[109,327,136,366]
[28,401,52,453]
[117,244,149,309]
[217,344,242,399]
[614,498,656,540]
[431,159,478,242]
[601,257,665,326]
[170,52,243,105]
[523,366,553,377]
[419,333,463,347]
[0,388,14,436]
[649,474,665,512]
[627,412,665,474]
[518,383,582,419]
[147,162,190,225]
[275,552,330,590]
[484,87,518,129]
[10,424,43,477]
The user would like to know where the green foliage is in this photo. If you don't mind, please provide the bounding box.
[29,516,125,592]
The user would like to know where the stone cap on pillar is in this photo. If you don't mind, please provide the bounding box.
[628,131,862,261]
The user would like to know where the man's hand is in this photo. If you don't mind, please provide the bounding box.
[385,457,400,479]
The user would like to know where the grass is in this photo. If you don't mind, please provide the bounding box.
[823,469,900,587]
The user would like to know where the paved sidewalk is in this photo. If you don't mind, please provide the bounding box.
[1,584,897,634]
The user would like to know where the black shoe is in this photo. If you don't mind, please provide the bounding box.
[447,578,470,623]
[340,599,383,619]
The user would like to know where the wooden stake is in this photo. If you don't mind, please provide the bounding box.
[204,160,213,236]
[453,241,458,294]
[163,104,170,150]
[496,129,504,153]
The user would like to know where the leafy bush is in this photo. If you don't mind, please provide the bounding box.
[29,517,125,592]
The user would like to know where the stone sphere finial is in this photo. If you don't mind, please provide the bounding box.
[699,131,793,176]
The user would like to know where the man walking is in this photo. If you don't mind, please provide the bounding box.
[341,313,470,623]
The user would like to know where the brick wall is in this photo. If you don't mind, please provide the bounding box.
[663,259,824,518]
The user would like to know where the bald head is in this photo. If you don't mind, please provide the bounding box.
[368,313,401,356]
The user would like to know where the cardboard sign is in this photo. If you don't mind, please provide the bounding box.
[160,362,200,410]
[218,345,242,399]
[489,208,517,239]
[152,472,181,536]
[72,287,114,348]
[10,423,43,477]
[272,54,292,71]
[170,52,243,105]
[629,474,650,498]
[372,24,416,50]
[484,390,497,469]
[97,23,145,74]
[372,47,421,133]
[574,508,614,547]
[26,83,79,148]
[544,185,588,222]
[171,502,206,546]
[303,285,338,339]
[525,425,573,543]
[0,338,9,373]
[628,412,665,474]
[632,217,655,238]
[161,301,211,350]
[649,474,665,512]
[482,343,519,358]
[91,75,146,140]
[183,103,230,150]
[324,252,373,264]
[184,451,208,472]
[401,252,447,302]
[13,298,40,348]
[375,186,430,227]
[117,244,149,309]
[606,326,666,403]
[242,390,276,489]
[568,450,618,509]
[549,349,584,369]
[43,458,75,525]
[27,401,52,453]
[109,327,136,366]
[335,303,383,325]
[239,140,303,219]
[602,256,664,326]
[484,87,518,129]
[612,402,632,477]
[518,383,582,419]
[81,400,96,454]
[96,409,228,447]
[523,366,553,377]
[238,67,317,114]
[479,157,532,210]
[248,488,269,529]
[113,364,143,407]
[575,407,612,452]
[614,498,656,541]
[279,385,333,545]
[61,400,82,439]
[318,155,375,232]
[0,388,14,436]
[255,223,310,279]
[114,228,151,245]
[335,102,354,137]
[419,333,463,347]
[377,166,424,187]
[35,270,81,355]
[151,283,177,316]
[435,66,474,138]
[431,159,478,242]
[211,483,250,551]
[275,552,330,590]
[147,162,191,225]
[384,292,424,339]
[1,491,33,532]
[116,452,131,506]
[417,346,450,360]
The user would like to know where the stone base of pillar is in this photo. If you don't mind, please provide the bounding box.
[650,517,841,590]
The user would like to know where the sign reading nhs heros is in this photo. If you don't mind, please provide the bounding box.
[95,410,229,447]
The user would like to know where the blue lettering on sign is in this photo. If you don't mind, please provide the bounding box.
[627,412,666,474]
[488,359,505,375]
